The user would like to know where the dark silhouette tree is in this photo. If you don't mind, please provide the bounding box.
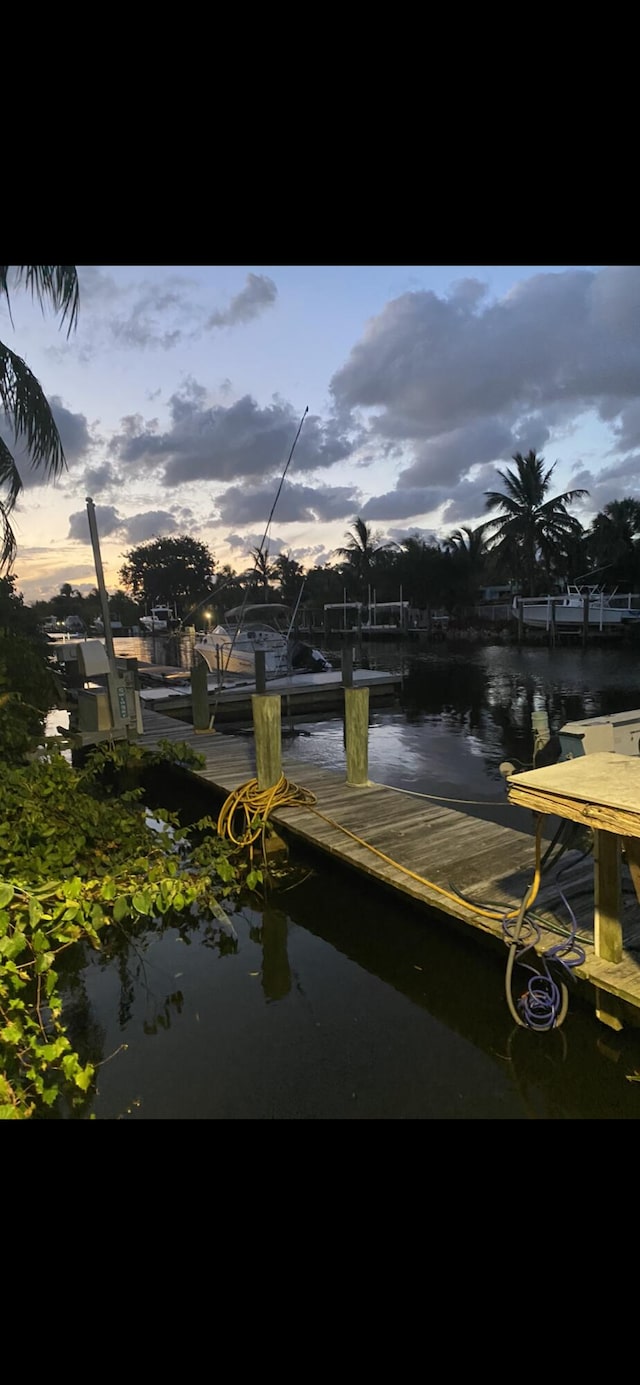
[1,266,80,568]
[484,450,588,594]
[119,535,216,616]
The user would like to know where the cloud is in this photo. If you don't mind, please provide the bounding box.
[121,510,179,543]
[83,462,119,494]
[397,422,517,489]
[217,481,362,526]
[329,266,640,517]
[67,505,123,542]
[67,505,179,544]
[224,531,289,557]
[207,273,277,329]
[568,457,640,518]
[387,526,443,547]
[109,389,356,488]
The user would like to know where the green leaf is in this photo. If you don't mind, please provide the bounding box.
[0,1020,23,1042]
[132,890,151,915]
[0,882,14,907]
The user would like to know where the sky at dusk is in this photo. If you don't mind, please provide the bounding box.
[2,262,638,605]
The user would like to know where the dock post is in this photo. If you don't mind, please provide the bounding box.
[593,829,622,964]
[517,599,523,644]
[582,595,590,649]
[344,685,370,786]
[252,694,282,789]
[254,649,267,694]
[191,659,210,732]
[341,645,354,688]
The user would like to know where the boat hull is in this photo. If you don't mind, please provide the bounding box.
[195,640,287,678]
[518,602,640,629]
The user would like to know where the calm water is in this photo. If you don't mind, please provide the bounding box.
[59,634,640,1118]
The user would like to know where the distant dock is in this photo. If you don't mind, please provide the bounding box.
[137,666,402,724]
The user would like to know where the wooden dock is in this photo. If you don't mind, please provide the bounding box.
[138,667,401,723]
[137,706,640,1030]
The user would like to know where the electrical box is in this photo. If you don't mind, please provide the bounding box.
[76,689,113,732]
[559,709,640,760]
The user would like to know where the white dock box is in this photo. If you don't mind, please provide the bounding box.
[559,709,640,759]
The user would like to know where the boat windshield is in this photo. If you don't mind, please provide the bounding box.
[224,604,292,631]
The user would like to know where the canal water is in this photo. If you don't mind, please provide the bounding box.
[58,634,640,1118]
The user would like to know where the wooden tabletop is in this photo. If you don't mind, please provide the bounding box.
[507,751,640,838]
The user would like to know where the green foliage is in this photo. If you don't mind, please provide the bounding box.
[0,749,242,1119]
[0,631,61,763]
[0,574,42,637]
[84,737,206,794]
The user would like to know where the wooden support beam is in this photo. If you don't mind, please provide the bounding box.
[593,829,622,963]
[623,836,640,906]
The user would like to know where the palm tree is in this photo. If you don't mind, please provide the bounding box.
[443,524,491,611]
[334,516,393,596]
[271,551,304,605]
[1,266,80,569]
[245,545,278,601]
[484,450,588,595]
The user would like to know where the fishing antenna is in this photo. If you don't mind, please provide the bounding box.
[255,405,309,565]
[204,406,310,721]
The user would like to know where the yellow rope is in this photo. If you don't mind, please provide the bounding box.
[217,775,544,923]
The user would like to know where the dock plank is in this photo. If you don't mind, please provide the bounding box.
[138,707,640,1025]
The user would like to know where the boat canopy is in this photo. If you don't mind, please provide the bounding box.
[323,602,364,611]
[224,603,292,621]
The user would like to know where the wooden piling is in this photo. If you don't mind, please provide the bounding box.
[341,645,354,689]
[254,649,267,694]
[517,599,523,644]
[191,660,210,732]
[252,694,282,789]
[582,594,590,649]
[594,829,622,963]
[344,685,370,786]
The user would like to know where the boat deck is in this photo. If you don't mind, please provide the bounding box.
[139,706,640,1029]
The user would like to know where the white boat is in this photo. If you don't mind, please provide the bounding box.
[139,605,178,633]
[515,583,640,630]
[195,603,332,679]
[91,615,124,634]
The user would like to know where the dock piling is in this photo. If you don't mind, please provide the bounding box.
[191,660,211,732]
[341,646,354,688]
[344,685,370,786]
[252,693,282,789]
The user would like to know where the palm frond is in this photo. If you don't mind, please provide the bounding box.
[0,343,66,479]
[0,265,79,338]
[0,436,23,511]
[0,500,17,569]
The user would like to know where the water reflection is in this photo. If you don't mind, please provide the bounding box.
[58,848,640,1120]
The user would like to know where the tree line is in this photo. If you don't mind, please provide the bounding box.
[17,469,640,632]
